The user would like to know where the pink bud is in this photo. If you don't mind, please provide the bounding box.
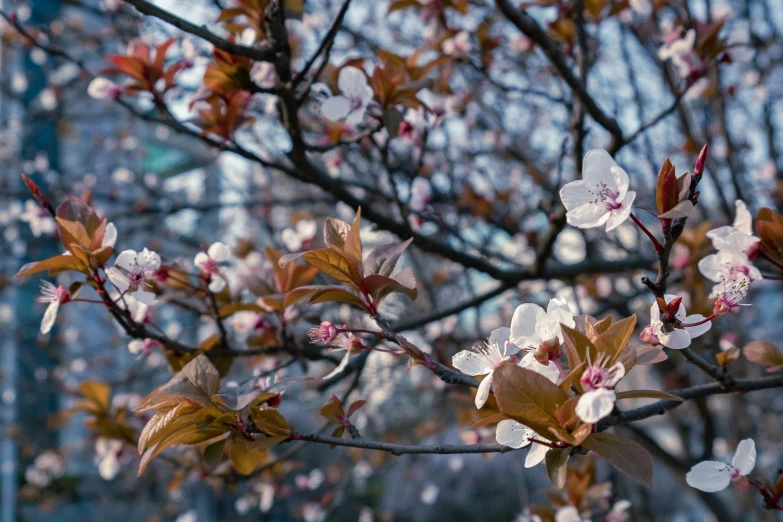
[694,144,708,177]
[640,325,660,345]
[308,321,339,345]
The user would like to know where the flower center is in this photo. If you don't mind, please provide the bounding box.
[201,258,220,276]
[349,96,364,111]
[580,365,611,391]
[728,265,750,279]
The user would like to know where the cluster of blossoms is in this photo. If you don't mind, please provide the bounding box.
[698,200,761,299]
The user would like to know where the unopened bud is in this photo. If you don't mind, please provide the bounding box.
[21,174,55,216]
[640,324,660,346]
[694,144,708,178]
[665,297,682,319]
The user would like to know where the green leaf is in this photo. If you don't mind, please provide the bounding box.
[492,363,569,439]
[581,432,653,487]
[545,448,570,489]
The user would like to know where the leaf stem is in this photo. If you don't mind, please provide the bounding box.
[629,213,663,253]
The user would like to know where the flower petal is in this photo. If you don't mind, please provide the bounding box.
[208,277,226,293]
[475,370,493,409]
[323,350,351,380]
[106,267,130,292]
[518,352,560,383]
[575,388,616,423]
[114,250,138,271]
[582,149,618,187]
[320,96,352,121]
[565,202,611,230]
[731,439,756,476]
[495,420,531,449]
[683,314,711,339]
[452,350,491,376]
[337,66,368,98]
[605,191,636,232]
[510,303,547,347]
[524,442,550,468]
[102,222,117,248]
[41,301,59,334]
[194,252,209,269]
[207,242,231,262]
[657,328,692,349]
[686,461,732,492]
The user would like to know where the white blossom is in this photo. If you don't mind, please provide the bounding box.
[706,200,760,255]
[281,219,317,252]
[649,294,712,349]
[88,77,121,100]
[686,438,756,492]
[442,31,470,58]
[320,66,374,126]
[194,242,231,293]
[559,150,637,232]
[658,29,700,79]
[555,506,589,522]
[575,353,625,424]
[452,327,519,408]
[37,281,70,334]
[698,248,762,297]
[95,438,123,480]
[19,200,56,237]
[106,248,161,305]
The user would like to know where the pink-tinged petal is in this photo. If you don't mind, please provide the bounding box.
[489,327,516,355]
[320,96,351,121]
[686,461,732,492]
[706,224,733,242]
[510,303,547,346]
[495,419,531,449]
[524,442,550,468]
[193,252,209,269]
[747,264,763,281]
[683,314,711,339]
[105,267,130,292]
[575,388,616,423]
[138,248,161,272]
[605,191,636,232]
[657,328,691,349]
[337,66,368,98]
[114,250,138,271]
[555,506,585,522]
[41,301,59,334]
[731,439,756,476]
[565,203,611,230]
[452,350,491,376]
[128,340,144,355]
[475,370,493,409]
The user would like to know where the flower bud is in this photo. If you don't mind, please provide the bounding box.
[694,143,708,178]
[640,324,660,345]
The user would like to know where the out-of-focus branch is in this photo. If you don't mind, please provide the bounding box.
[289,433,517,455]
[123,0,275,61]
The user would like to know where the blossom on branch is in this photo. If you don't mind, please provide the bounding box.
[320,66,374,126]
[698,248,762,297]
[647,294,711,349]
[452,327,519,408]
[706,200,760,255]
[559,150,637,232]
[575,353,626,423]
[37,281,71,334]
[194,242,231,293]
[106,248,161,306]
[686,438,756,492]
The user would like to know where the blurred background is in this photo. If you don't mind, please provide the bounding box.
[0,0,782,521]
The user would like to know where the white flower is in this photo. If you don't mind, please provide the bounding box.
[496,420,552,468]
[110,289,149,323]
[452,327,519,408]
[194,242,231,293]
[606,500,632,522]
[706,200,760,255]
[88,77,120,100]
[658,29,700,78]
[629,0,652,15]
[302,503,325,522]
[442,31,470,58]
[575,353,625,424]
[37,281,71,334]
[515,511,543,522]
[106,248,161,305]
[510,297,575,348]
[320,66,374,126]
[409,178,433,213]
[175,510,198,522]
[281,219,317,252]
[686,438,756,492]
[19,200,56,237]
[555,506,589,522]
[698,248,762,297]
[559,150,637,232]
[649,294,712,349]
[128,338,158,356]
[713,274,752,316]
[94,438,123,480]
